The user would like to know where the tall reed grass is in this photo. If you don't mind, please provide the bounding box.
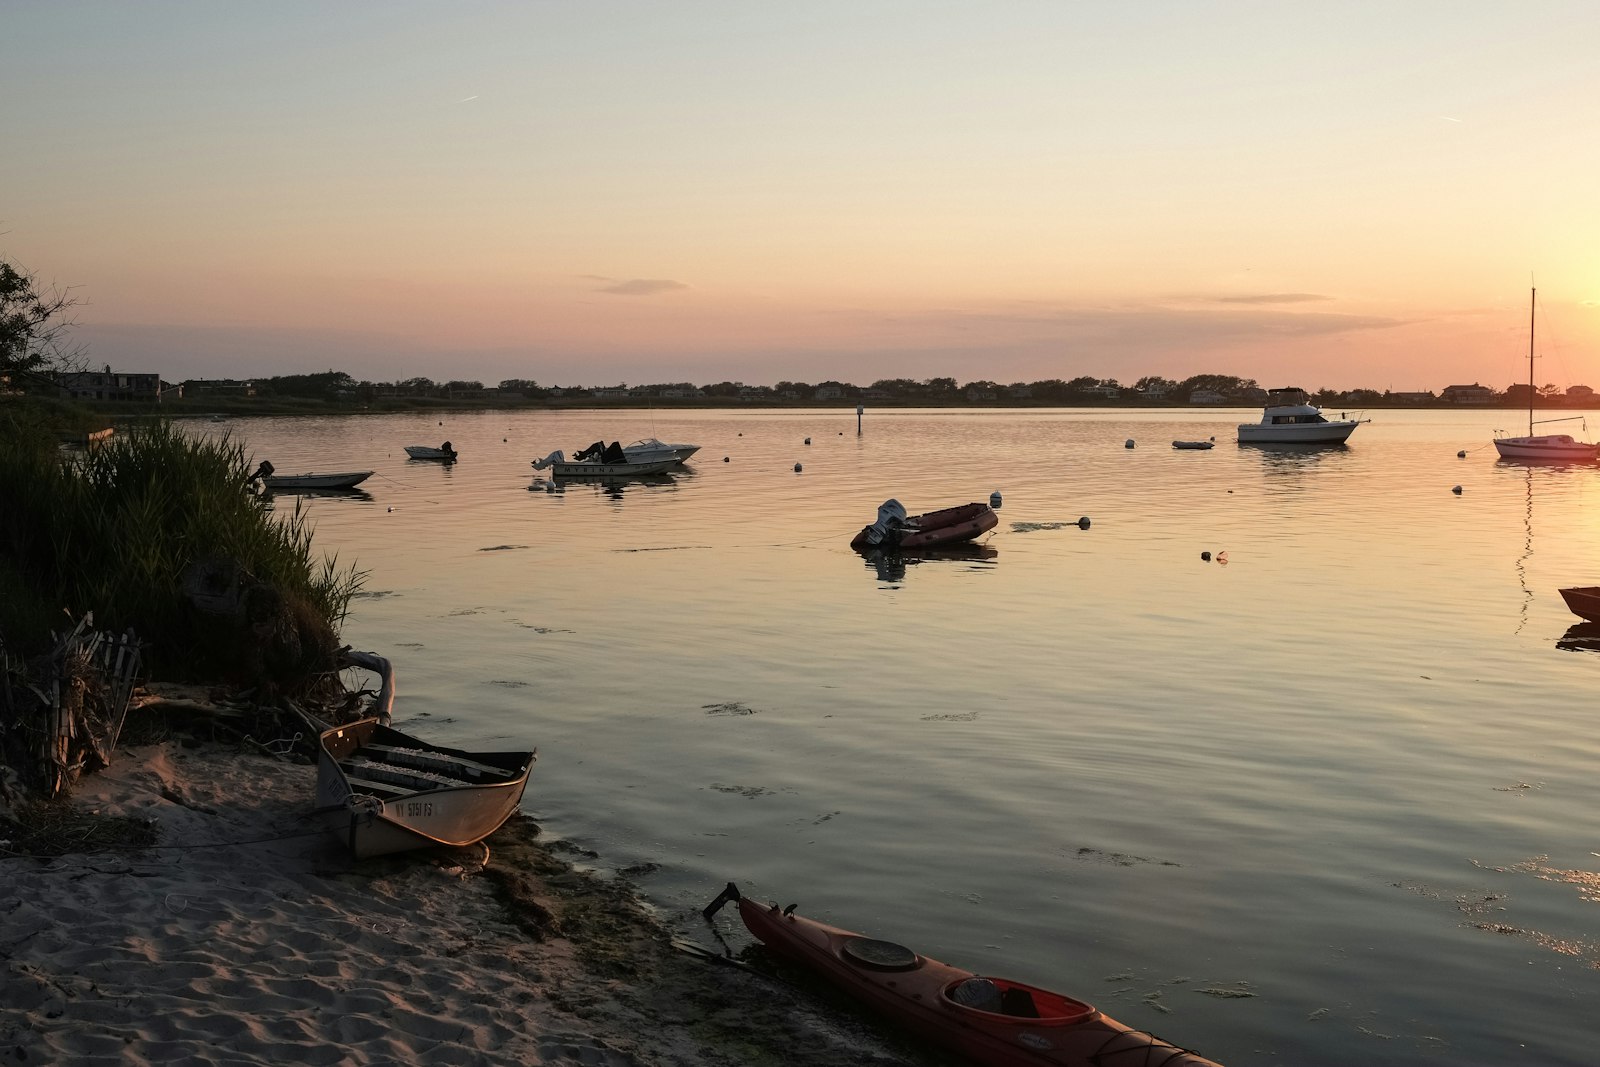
[0,415,363,681]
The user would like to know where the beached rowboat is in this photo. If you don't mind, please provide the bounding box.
[707,884,1224,1067]
[316,718,535,859]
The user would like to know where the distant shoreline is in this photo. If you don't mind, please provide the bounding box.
[91,396,1595,419]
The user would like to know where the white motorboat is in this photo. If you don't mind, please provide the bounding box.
[404,441,457,461]
[622,437,700,464]
[1237,388,1365,445]
[248,461,372,491]
[1492,288,1599,462]
[531,447,677,478]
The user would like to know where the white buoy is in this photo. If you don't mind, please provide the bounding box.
[989,491,1002,509]
[1078,516,1091,529]
[1125,439,1135,449]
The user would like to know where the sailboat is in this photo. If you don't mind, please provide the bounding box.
[1492,288,1599,462]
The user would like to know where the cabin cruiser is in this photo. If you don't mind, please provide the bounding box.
[1237,388,1365,445]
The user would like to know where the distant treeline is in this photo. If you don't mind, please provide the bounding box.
[164,371,1588,410]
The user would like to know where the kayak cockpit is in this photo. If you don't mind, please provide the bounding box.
[943,976,1098,1025]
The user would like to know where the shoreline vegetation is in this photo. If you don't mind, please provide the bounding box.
[0,402,931,1063]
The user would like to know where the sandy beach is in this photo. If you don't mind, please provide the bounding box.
[1,735,925,1066]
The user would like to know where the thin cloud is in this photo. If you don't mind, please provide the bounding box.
[1214,293,1332,305]
[597,279,689,296]
[1440,115,1463,123]
[459,95,480,102]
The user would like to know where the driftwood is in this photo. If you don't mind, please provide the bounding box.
[0,614,142,802]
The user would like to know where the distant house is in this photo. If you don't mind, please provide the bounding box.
[660,386,701,399]
[1441,383,1497,404]
[590,387,628,399]
[1188,389,1228,404]
[57,368,171,403]
[1566,385,1595,402]
[185,378,256,397]
[965,386,997,401]
[815,385,843,400]
[628,386,656,398]
[1007,384,1033,400]
[1082,384,1120,399]
[1389,391,1435,405]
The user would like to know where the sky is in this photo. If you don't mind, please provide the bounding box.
[4,1,1600,391]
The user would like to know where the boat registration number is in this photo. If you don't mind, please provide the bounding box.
[403,801,435,817]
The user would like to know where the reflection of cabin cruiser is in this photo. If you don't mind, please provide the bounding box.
[1237,388,1366,444]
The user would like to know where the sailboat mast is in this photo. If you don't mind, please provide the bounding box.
[1528,287,1536,436]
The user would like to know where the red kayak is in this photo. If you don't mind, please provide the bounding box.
[708,884,1224,1067]
[850,501,999,550]
[1559,586,1600,622]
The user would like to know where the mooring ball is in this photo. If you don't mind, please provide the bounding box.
[1125,439,1135,449]
[989,491,1002,509]
[1201,551,1211,561]
[1452,485,1463,494]
[804,437,811,445]
[723,456,730,462]
[794,463,802,472]
[1457,450,1467,458]
[1078,516,1091,529]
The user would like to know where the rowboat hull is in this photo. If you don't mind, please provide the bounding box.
[404,446,457,461]
[316,718,534,859]
[1559,586,1600,622]
[262,470,373,490]
[734,893,1223,1067]
[850,501,997,550]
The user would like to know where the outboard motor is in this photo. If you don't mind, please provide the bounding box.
[247,459,274,485]
[862,499,909,546]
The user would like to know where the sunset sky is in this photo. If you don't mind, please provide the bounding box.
[5,2,1599,391]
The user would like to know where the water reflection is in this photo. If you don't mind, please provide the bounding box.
[857,544,998,583]
[529,472,677,500]
[1240,440,1351,475]
[1555,622,1600,654]
[260,487,374,503]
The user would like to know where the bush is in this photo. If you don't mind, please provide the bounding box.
[0,413,363,688]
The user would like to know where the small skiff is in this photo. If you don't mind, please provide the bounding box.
[248,461,372,491]
[850,500,998,550]
[707,884,1224,1067]
[1558,586,1600,622]
[265,470,373,490]
[316,718,535,859]
[404,442,457,461]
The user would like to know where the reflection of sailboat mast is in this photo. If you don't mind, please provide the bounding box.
[1515,467,1533,633]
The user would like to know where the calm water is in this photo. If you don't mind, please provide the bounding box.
[216,407,1600,1066]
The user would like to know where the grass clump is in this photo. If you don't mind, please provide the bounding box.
[0,411,363,690]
